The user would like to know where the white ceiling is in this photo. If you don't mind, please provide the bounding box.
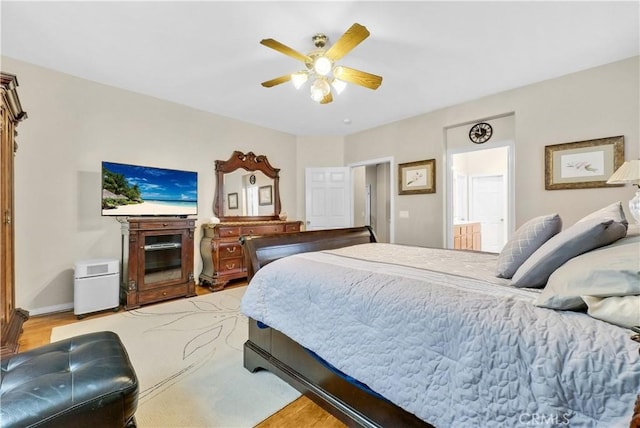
[2,1,638,136]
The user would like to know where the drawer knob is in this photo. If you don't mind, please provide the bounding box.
[226,247,236,253]
[225,263,235,269]
[248,230,254,234]
[162,292,167,296]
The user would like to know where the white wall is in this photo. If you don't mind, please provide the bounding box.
[4,56,298,314]
[344,56,640,247]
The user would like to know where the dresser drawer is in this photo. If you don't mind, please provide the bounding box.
[138,283,188,303]
[219,242,242,259]
[131,219,194,231]
[285,223,301,232]
[218,256,243,273]
[217,226,241,238]
[241,224,286,236]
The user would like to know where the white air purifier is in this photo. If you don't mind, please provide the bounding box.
[74,258,120,319]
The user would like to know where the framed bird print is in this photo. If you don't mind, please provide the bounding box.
[544,136,624,190]
[398,159,436,195]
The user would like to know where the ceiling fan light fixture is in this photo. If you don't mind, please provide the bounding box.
[313,56,332,76]
[291,71,308,89]
[260,23,382,105]
[331,78,347,94]
[310,77,331,102]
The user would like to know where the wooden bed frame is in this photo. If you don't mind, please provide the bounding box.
[241,226,640,428]
[242,226,432,427]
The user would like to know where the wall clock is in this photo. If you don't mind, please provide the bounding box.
[469,122,493,144]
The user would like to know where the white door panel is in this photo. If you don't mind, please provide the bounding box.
[305,167,351,230]
[470,175,505,253]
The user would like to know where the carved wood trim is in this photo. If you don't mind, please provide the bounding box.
[215,151,279,177]
[0,308,29,357]
[0,72,27,358]
[1,73,28,124]
[213,151,281,221]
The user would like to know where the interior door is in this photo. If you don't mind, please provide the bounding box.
[364,184,372,227]
[469,175,505,252]
[305,167,351,230]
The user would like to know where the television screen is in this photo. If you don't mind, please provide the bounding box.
[102,161,197,217]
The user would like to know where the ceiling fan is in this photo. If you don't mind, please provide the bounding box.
[260,23,383,104]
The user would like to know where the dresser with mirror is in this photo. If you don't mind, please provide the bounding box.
[199,151,302,290]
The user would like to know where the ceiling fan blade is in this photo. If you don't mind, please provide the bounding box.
[261,74,292,88]
[320,92,333,104]
[260,38,311,63]
[325,23,370,61]
[334,66,382,90]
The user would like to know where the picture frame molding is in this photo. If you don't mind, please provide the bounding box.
[227,192,238,209]
[398,159,436,195]
[544,135,624,190]
[258,185,273,206]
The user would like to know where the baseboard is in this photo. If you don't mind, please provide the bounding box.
[28,302,74,316]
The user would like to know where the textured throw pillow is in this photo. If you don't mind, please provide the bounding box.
[495,213,562,278]
[534,233,640,309]
[511,218,628,288]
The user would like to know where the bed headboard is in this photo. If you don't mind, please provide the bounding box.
[241,226,377,281]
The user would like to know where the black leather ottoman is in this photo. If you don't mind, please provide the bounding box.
[1,331,138,428]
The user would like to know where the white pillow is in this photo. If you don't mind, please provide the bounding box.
[582,295,640,329]
[495,214,562,278]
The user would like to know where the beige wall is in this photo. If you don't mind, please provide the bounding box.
[4,55,638,314]
[295,135,344,227]
[3,56,298,314]
[345,56,640,247]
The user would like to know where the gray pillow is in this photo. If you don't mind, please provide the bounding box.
[511,218,628,288]
[495,213,562,278]
[534,233,640,309]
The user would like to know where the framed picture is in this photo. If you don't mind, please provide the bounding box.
[227,192,238,209]
[545,136,624,190]
[258,185,273,206]
[398,159,436,195]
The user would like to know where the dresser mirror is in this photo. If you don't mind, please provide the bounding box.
[214,151,281,222]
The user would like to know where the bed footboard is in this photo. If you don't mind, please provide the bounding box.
[242,226,432,426]
[244,318,432,428]
[241,225,377,282]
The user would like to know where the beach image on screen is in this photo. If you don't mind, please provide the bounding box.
[102,162,197,216]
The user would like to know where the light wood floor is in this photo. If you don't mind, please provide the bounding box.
[17,282,346,428]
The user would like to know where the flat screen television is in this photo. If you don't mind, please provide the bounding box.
[102,161,197,217]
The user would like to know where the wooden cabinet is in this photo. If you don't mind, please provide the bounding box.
[453,222,481,251]
[1,73,28,357]
[200,220,302,291]
[122,217,196,310]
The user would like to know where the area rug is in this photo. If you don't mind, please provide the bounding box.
[51,287,300,428]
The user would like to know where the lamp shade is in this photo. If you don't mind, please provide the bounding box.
[291,71,308,90]
[606,159,640,184]
[310,77,331,102]
[313,56,332,76]
[607,159,640,223]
